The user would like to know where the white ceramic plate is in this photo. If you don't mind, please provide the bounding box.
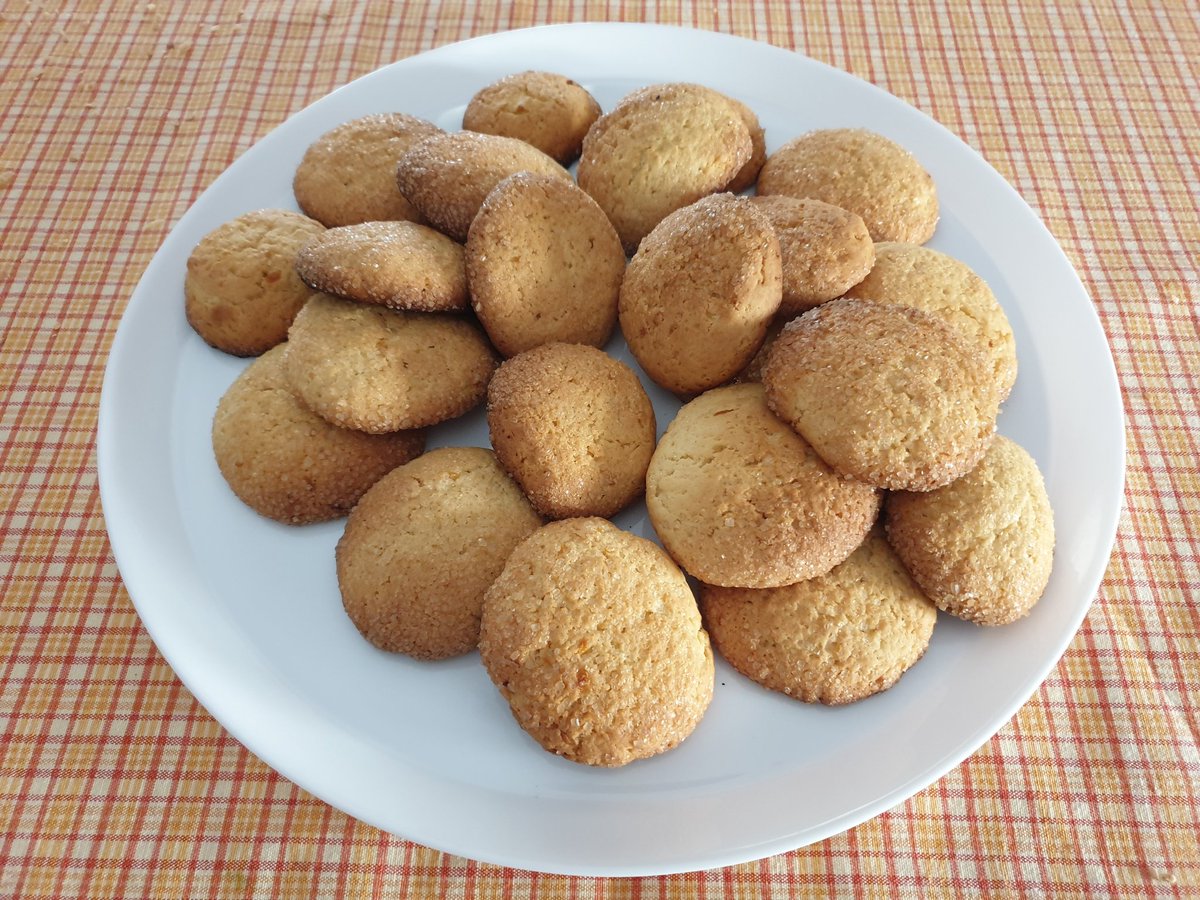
[98,23,1124,876]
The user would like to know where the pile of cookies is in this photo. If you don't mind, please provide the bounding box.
[189,70,1054,769]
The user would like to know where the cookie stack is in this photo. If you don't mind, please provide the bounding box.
[188,71,1054,769]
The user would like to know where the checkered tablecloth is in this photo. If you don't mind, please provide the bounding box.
[2,1,1197,896]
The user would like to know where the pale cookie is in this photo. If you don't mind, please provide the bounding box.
[336,447,543,660]
[720,94,767,193]
[283,293,497,432]
[886,436,1054,626]
[466,173,624,356]
[758,128,939,244]
[749,195,874,314]
[293,113,442,227]
[295,221,468,312]
[577,83,752,252]
[844,242,1017,400]
[646,383,880,588]
[479,517,713,767]
[211,346,425,525]
[733,313,791,384]
[699,530,937,705]
[763,299,1001,491]
[487,343,656,519]
[185,209,325,356]
[619,194,782,395]
[463,70,601,164]
[395,131,572,242]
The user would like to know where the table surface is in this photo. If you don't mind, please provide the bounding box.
[2,1,1197,897]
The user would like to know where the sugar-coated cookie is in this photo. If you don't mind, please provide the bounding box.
[487,343,656,519]
[479,517,713,767]
[336,447,543,660]
[211,346,425,525]
[720,93,767,193]
[463,71,601,164]
[185,209,325,356]
[886,436,1054,625]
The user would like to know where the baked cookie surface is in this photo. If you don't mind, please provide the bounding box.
[185,209,325,356]
[212,346,425,525]
[886,435,1054,625]
[720,93,767,193]
[699,530,937,705]
[336,447,543,660]
[462,70,601,164]
[487,343,656,519]
[478,517,714,767]
[646,383,880,588]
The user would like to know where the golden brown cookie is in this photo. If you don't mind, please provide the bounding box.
[758,128,939,244]
[465,173,624,356]
[699,530,937,705]
[646,383,880,588]
[763,299,1001,491]
[462,71,601,164]
[577,83,752,252]
[211,346,425,525]
[293,113,442,227]
[295,221,468,312]
[844,242,1017,399]
[282,293,497,432]
[618,194,782,395]
[885,436,1054,625]
[336,447,543,660]
[479,517,713,767]
[184,209,325,356]
[394,131,572,242]
[487,343,656,519]
[749,195,874,314]
[720,94,767,193]
[733,313,791,384]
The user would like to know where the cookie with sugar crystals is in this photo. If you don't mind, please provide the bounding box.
[720,93,767,193]
[463,70,601,164]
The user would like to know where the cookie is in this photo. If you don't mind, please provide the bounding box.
[749,195,874,314]
[844,242,1017,399]
[293,113,442,227]
[462,70,602,164]
[763,298,1001,491]
[618,194,782,395]
[466,173,624,356]
[720,94,767,193]
[758,128,939,244]
[184,209,325,356]
[295,220,468,312]
[479,517,713,767]
[394,131,572,242]
[487,343,656,519]
[733,313,791,384]
[211,346,425,525]
[885,436,1054,625]
[336,447,543,660]
[283,293,497,432]
[646,383,880,588]
[699,530,937,705]
[577,83,752,252]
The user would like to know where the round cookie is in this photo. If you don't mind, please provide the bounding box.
[395,131,572,242]
[758,128,939,244]
[336,447,543,660]
[212,346,425,525]
[479,517,713,767]
[749,195,875,314]
[733,313,791,384]
[293,113,442,227]
[646,383,880,588]
[466,173,624,356]
[763,298,1001,491]
[619,194,782,395]
[487,343,656,519]
[184,209,325,356]
[844,242,1017,399]
[295,221,468,312]
[577,83,752,252]
[885,435,1054,626]
[283,293,497,432]
[462,70,601,164]
[699,530,937,705]
[720,94,767,193]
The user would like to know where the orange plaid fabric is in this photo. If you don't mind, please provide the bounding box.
[1,1,1197,897]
